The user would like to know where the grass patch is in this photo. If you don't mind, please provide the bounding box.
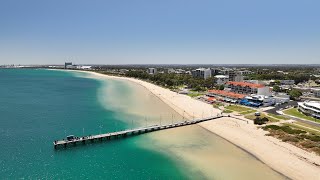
[239,110,256,115]
[213,102,223,109]
[225,105,251,112]
[285,123,320,136]
[223,109,233,113]
[267,113,290,120]
[187,92,203,97]
[283,108,320,123]
[294,121,320,132]
[245,113,279,122]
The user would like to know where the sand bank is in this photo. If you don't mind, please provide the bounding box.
[70,70,320,180]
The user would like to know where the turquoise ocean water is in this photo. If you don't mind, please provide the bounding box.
[0,69,187,179]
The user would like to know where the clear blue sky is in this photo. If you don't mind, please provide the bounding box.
[0,0,319,64]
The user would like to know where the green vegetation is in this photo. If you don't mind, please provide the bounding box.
[124,70,216,90]
[288,89,302,100]
[212,102,223,109]
[262,125,306,134]
[263,125,320,155]
[283,108,320,123]
[247,72,311,85]
[239,110,256,115]
[222,109,233,113]
[245,113,279,123]
[216,84,225,90]
[272,85,281,92]
[267,113,290,120]
[225,105,251,112]
[285,123,320,136]
[187,91,203,97]
[294,121,320,132]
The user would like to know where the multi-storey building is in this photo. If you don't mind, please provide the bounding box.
[298,101,320,119]
[191,68,211,79]
[226,81,271,96]
[147,68,157,75]
[214,75,229,85]
[234,74,244,82]
[210,68,221,76]
[220,70,244,82]
[64,62,72,69]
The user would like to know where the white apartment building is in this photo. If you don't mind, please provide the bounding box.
[191,68,211,79]
[214,75,229,85]
[147,68,157,75]
[298,101,320,119]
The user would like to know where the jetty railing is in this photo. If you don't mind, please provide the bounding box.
[53,115,227,149]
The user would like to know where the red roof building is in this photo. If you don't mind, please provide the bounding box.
[207,90,246,100]
[226,81,271,96]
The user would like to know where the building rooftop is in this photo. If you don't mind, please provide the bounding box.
[194,68,210,71]
[208,90,246,99]
[227,81,265,88]
[299,101,320,110]
[214,75,229,78]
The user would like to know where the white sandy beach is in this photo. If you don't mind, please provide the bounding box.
[73,70,320,180]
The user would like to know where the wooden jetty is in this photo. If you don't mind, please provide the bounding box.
[53,115,227,149]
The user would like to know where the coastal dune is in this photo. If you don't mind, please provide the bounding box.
[76,70,320,180]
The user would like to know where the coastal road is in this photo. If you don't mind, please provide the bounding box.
[264,101,320,128]
[281,113,320,128]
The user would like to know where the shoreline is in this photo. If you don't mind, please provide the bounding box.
[62,69,320,180]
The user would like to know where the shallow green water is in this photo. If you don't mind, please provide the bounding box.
[0,69,187,179]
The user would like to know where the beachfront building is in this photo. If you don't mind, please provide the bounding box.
[244,95,275,107]
[207,89,246,102]
[64,62,72,69]
[214,75,229,85]
[226,81,271,96]
[298,101,320,119]
[147,68,157,75]
[79,66,92,70]
[191,68,211,79]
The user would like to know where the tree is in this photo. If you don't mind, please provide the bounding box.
[216,84,225,90]
[203,77,215,88]
[274,80,281,85]
[273,85,281,92]
[165,79,174,87]
[193,85,203,91]
[288,89,302,100]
